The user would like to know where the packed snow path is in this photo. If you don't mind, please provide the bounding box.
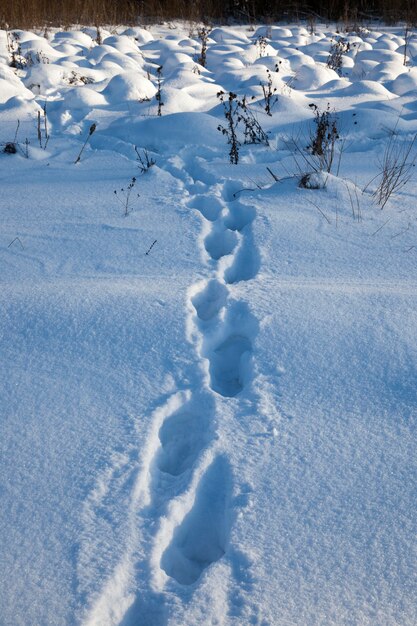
[0,22,416,626]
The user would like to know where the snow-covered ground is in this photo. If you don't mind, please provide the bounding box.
[1,21,416,626]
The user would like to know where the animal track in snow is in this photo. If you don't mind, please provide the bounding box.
[160,455,232,585]
[157,409,209,477]
[191,279,229,322]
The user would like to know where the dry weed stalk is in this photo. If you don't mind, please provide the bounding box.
[74,123,96,164]
[197,27,211,67]
[155,66,164,116]
[372,129,417,209]
[217,91,240,164]
[114,177,139,216]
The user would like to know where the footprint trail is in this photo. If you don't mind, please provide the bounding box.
[81,145,261,625]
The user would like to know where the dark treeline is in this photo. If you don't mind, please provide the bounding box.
[1,0,416,29]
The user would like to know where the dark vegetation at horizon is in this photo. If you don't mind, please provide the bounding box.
[1,0,416,29]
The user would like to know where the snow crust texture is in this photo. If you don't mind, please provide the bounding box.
[1,21,416,626]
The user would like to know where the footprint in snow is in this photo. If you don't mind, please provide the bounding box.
[160,455,232,585]
[191,279,229,321]
[157,410,209,477]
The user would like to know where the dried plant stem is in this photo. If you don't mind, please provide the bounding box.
[74,123,96,164]
[373,130,417,209]
[306,198,331,224]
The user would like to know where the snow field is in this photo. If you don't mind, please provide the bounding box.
[0,21,416,626]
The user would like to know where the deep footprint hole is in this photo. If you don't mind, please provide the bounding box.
[161,456,232,585]
[204,228,238,261]
[210,334,252,397]
[190,196,223,222]
[224,204,255,232]
[157,411,208,476]
[191,280,228,321]
[224,233,260,284]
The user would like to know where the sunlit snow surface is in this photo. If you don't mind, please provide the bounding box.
[0,22,416,626]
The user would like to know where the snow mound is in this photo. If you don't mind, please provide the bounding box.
[293,64,340,90]
[0,75,34,103]
[102,71,156,102]
[63,86,108,110]
[24,64,66,94]
[209,27,251,44]
[121,27,154,44]
[106,111,222,150]
[52,30,94,47]
[388,68,417,95]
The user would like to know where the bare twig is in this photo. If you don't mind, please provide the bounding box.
[266,166,280,182]
[373,125,417,209]
[43,101,49,148]
[13,120,20,143]
[403,24,412,66]
[217,91,240,164]
[371,217,392,236]
[261,69,278,116]
[247,177,263,189]
[307,103,340,174]
[343,180,361,222]
[197,27,211,67]
[155,66,163,116]
[135,146,155,173]
[74,123,96,164]
[327,36,350,75]
[391,223,411,238]
[8,237,24,249]
[37,110,42,146]
[145,239,157,255]
[232,187,257,197]
[237,95,269,145]
[114,176,139,216]
[306,197,331,223]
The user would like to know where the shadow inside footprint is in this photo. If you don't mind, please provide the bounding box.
[190,195,223,222]
[224,202,255,232]
[224,229,260,284]
[161,456,232,585]
[210,334,252,397]
[191,280,228,321]
[157,411,208,476]
[121,592,167,626]
[204,228,238,260]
